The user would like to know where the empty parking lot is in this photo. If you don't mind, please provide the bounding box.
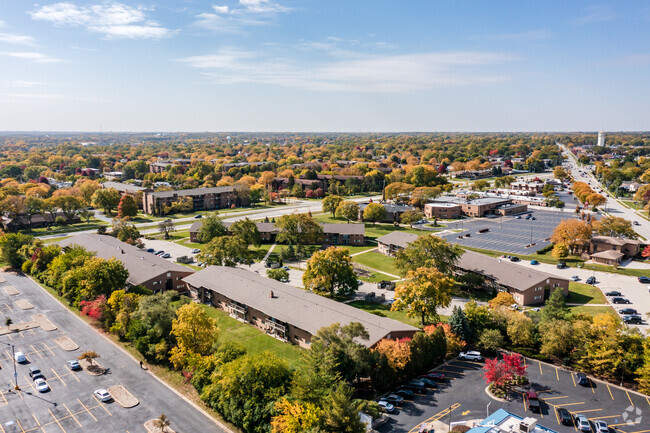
[0,272,227,433]
[440,209,585,255]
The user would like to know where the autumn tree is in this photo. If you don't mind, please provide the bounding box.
[335,200,359,223]
[553,166,569,179]
[471,180,490,191]
[550,219,592,254]
[117,195,138,219]
[551,244,569,259]
[169,302,220,369]
[322,195,343,216]
[400,209,425,228]
[373,338,412,370]
[478,328,504,353]
[539,319,574,358]
[384,182,415,202]
[394,235,462,276]
[267,268,289,282]
[593,215,638,239]
[197,235,249,267]
[78,350,100,367]
[0,233,34,268]
[303,247,358,296]
[489,292,516,309]
[276,213,323,246]
[635,339,650,394]
[392,267,455,326]
[409,186,442,207]
[362,202,387,224]
[229,217,261,247]
[505,311,534,347]
[91,188,120,215]
[271,398,322,433]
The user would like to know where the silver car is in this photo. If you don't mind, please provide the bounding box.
[594,420,608,433]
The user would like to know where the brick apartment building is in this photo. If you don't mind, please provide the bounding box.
[142,186,242,215]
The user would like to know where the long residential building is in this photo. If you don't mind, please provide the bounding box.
[189,220,365,246]
[102,181,153,197]
[456,250,569,306]
[183,266,418,348]
[58,234,193,292]
[142,186,243,215]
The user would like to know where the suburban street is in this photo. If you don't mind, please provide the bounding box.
[0,272,229,433]
[559,142,650,239]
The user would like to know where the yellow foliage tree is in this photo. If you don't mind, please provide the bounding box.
[391,267,455,326]
[169,303,220,370]
[271,398,322,433]
[550,219,592,254]
[373,338,412,370]
[488,292,516,309]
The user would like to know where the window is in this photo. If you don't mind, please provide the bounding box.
[167,272,171,277]
[153,281,158,286]
[534,295,542,301]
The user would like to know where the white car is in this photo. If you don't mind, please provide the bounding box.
[93,389,112,402]
[458,351,483,361]
[14,351,26,363]
[570,275,580,281]
[377,400,394,413]
[594,420,608,433]
[34,378,49,393]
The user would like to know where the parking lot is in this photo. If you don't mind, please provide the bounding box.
[0,272,226,433]
[377,355,649,433]
[439,209,584,255]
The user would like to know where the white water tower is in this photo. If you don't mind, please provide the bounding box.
[597,130,605,147]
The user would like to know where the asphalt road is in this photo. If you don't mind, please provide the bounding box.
[439,209,580,255]
[0,272,228,433]
[377,356,648,433]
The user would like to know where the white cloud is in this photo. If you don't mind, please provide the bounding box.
[0,33,36,46]
[30,2,174,40]
[179,49,513,93]
[212,5,229,14]
[194,1,290,32]
[10,80,45,88]
[0,51,62,63]
[575,6,618,25]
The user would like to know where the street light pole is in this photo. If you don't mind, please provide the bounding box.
[448,406,452,430]
[11,344,18,390]
[487,402,491,418]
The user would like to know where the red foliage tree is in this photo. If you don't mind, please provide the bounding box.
[80,295,107,321]
[483,357,512,387]
[642,245,650,258]
[502,353,527,377]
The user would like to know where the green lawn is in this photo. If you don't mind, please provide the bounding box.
[27,219,109,236]
[341,245,376,255]
[198,304,303,368]
[42,236,71,244]
[353,252,400,276]
[347,300,447,329]
[566,282,607,305]
[147,230,190,241]
[358,271,399,283]
[363,224,425,241]
[567,305,619,320]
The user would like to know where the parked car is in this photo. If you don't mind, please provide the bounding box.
[557,407,573,426]
[458,351,482,361]
[515,215,522,219]
[531,216,536,220]
[34,378,49,393]
[377,400,394,413]
[193,214,202,219]
[633,221,640,225]
[619,308,638,315]
[604,290,622,296]
[638,276,650,284]
[574,415,591,432]
[29,367,44,380]
[14,351,26,363]
[146,248,155,253]
[576,372,589,386]
[191,248,200,254]
[525,391,540,413]
[557,262,567,269]
[154,250,164,256]
[594,420,609,433]
[395,389,415,399]
[402,380,426,393]
[530,260,539,265]
[623,315,643,324]
[67,360,81,370]
[586,276,596,284]
[162,253,171,259]
[425,372,445,382]
[570,275,580,281]
[418,377,438,388]
[94,389,112,402]
[380,394,403,406]
[509,256,520,262]
[612,297,631,304]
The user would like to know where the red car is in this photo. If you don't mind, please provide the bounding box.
[425,372,445,382]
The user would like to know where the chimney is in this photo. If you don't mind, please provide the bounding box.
[270,291,274,298]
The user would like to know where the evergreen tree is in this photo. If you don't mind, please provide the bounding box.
[448,306,471,342]
[541,288,568,322]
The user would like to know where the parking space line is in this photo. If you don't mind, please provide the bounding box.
[30,345,43,359]
[626,390,634,405]
[63,403,82,428]
[42,342,55,357]
[32,414,45,433]
[5,303,12,312]
[542,396,568,400]
[16,419,25,433]
[576,409,602,414]
[606,384,614,400]
[589,379,595,393]
[0,422,5,433]
[50,368,66,387]
[612,421,642,427]
[6,334,12,341]
[48,409,66,433]
[630,430,650,433]
[439,369,464,375]
[539,361,543,375]
[77,399,97,422]
[0,390,8,406]
[559,402,585,407]
[571,374,576,387]
[408,403,461,433]
[591,414,621,420]
[22,375,36,393]
[647,397,650,406]
[64,367,80,382]
[92,395,112,416]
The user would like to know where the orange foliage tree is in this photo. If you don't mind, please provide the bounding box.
[424,323,465,356]
[373,338,412,370]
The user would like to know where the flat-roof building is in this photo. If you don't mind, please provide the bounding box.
[58,234,193,292]
[183,266,418,348]
[142,186,243,215]
[467,408,557,433]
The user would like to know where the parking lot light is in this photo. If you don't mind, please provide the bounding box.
[0,341,20,390]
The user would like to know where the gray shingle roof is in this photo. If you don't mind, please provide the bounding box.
[457,250,567,292]
[376,231,420,249]
[58,234,192,286]
[183,267,417,347]
[322,223,364,236]
[102,181,151,193]
[148,186,234,199]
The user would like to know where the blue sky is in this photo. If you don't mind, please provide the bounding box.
[0,1,648,132]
